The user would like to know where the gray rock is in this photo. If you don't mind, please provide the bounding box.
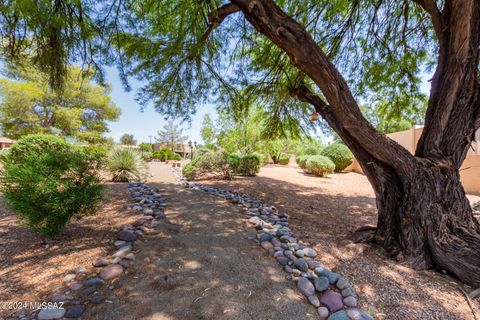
[80,286,96,297]
[37,308,66,320]
[64,305,85,318]
[277,256,290,266]
[344,296,357,307]
[345,308,374,320]
[100,264,124,280]
[302,247,317,257]
[318,269,341,284]
[259,232,273,242]
[292,268,302,276]
[314,276,330,292]
[307,260,322,269]
[318,307,329,318]
[261,241,274,250]
[114,240,129,249]
[112,245,132,258]
[295,249,305,258]
[314,266,325,274]
[336,277,350,290]
[117,229,137,242]
[308,295,320,307]
[341,287,357,298]
[294,259,309,272]
[83,277,104,287]
[62,274,76,282]
[50,294,65,303]
[90,295,105,304]
[327,310,349,320]
[92,258,111,267]
[69,283,82,291]
[284,265,293,274]
[297,277,315,297]
[74,267,87,274]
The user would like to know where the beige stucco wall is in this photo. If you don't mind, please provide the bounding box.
[346,128,480,194]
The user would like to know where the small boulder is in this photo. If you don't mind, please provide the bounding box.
[100,264,124,280]
[297,277,315,297]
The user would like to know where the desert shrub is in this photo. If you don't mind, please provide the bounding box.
[139,143,153,153]
[195,147,213,157]
[107,148,148,182]
[229,154,261,176]
[278,155,290,165]
[182,151,233,180]
[172,153,182,161]
[152,147,176,161]
[141,151,153,162]
[255,153,269,166]
[320,143,353,172]
[0,134,105,237]
[301,146,322,156]
[305,155,335,177]
[296,155,311,169]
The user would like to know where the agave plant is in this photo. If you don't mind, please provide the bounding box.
[107,147,148,182]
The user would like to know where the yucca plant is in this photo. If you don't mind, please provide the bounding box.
[107,148,148,182]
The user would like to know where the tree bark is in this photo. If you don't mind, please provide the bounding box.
[228,0,480,287]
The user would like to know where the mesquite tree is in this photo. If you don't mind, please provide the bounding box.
[1,0,479,286]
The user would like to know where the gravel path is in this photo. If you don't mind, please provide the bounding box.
[83,163,315,320]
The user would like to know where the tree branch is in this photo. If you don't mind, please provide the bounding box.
[198,3,240,44]
[410,0,444,40]
[232,0,416,175]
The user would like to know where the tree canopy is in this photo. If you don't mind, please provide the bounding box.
[120,133,136,145]
[0,64,120,143]
[156,121,188,150]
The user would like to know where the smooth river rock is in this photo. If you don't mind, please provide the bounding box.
[100,264,124,280]
[297,277,315,297]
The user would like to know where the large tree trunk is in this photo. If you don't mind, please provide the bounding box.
[230,0,480,287]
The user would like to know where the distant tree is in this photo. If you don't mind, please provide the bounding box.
[0,65,120,143]
[138,142,153,152]
[200,113,216,148]
[120,134,136,145]
[155,121,188,151]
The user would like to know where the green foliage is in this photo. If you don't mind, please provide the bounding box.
[229,154,261,176]
[107,148,148,182]
[120,134,136,145]
[255,153,269,166]
[278,155,290,165]
[200,113,216,147]
[0,134,104,236]
[296,155,311,169]
[139,143,153,153]
[258,139,294,164]
[0,65,120,143]
[152,147,175,161]
[155,121,188,151]
[172,153,182,161]
[295,139,324,156]
[305,155,335,177]
[321,143,354,172]
[182,151,233,180]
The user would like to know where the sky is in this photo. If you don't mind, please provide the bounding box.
[104,67,216,145]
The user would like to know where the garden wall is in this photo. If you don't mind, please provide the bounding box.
[346,127,480,195]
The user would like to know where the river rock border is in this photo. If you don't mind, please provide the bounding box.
[172,168,373,320]
[9,183,166,320]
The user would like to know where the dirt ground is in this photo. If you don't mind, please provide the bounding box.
[200,164,480,320]
[82,163,315,320]
[0,183,135,319]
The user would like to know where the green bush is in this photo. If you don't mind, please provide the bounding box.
[172,153,182,161]
[139,143,153,153]
[296,155,311,169]
[229,154,261,176]
[305,155,335,177]
[255,153,269,166]
[0,134,105,237]
[278,155,290,165]
[320,143,353,172]
[107,148,148,182]
[152,147,176,161]
[182,151,233,180]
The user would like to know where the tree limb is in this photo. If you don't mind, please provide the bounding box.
[198,3,240,44]
[410,0,444,40]
[232,0,416,175]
